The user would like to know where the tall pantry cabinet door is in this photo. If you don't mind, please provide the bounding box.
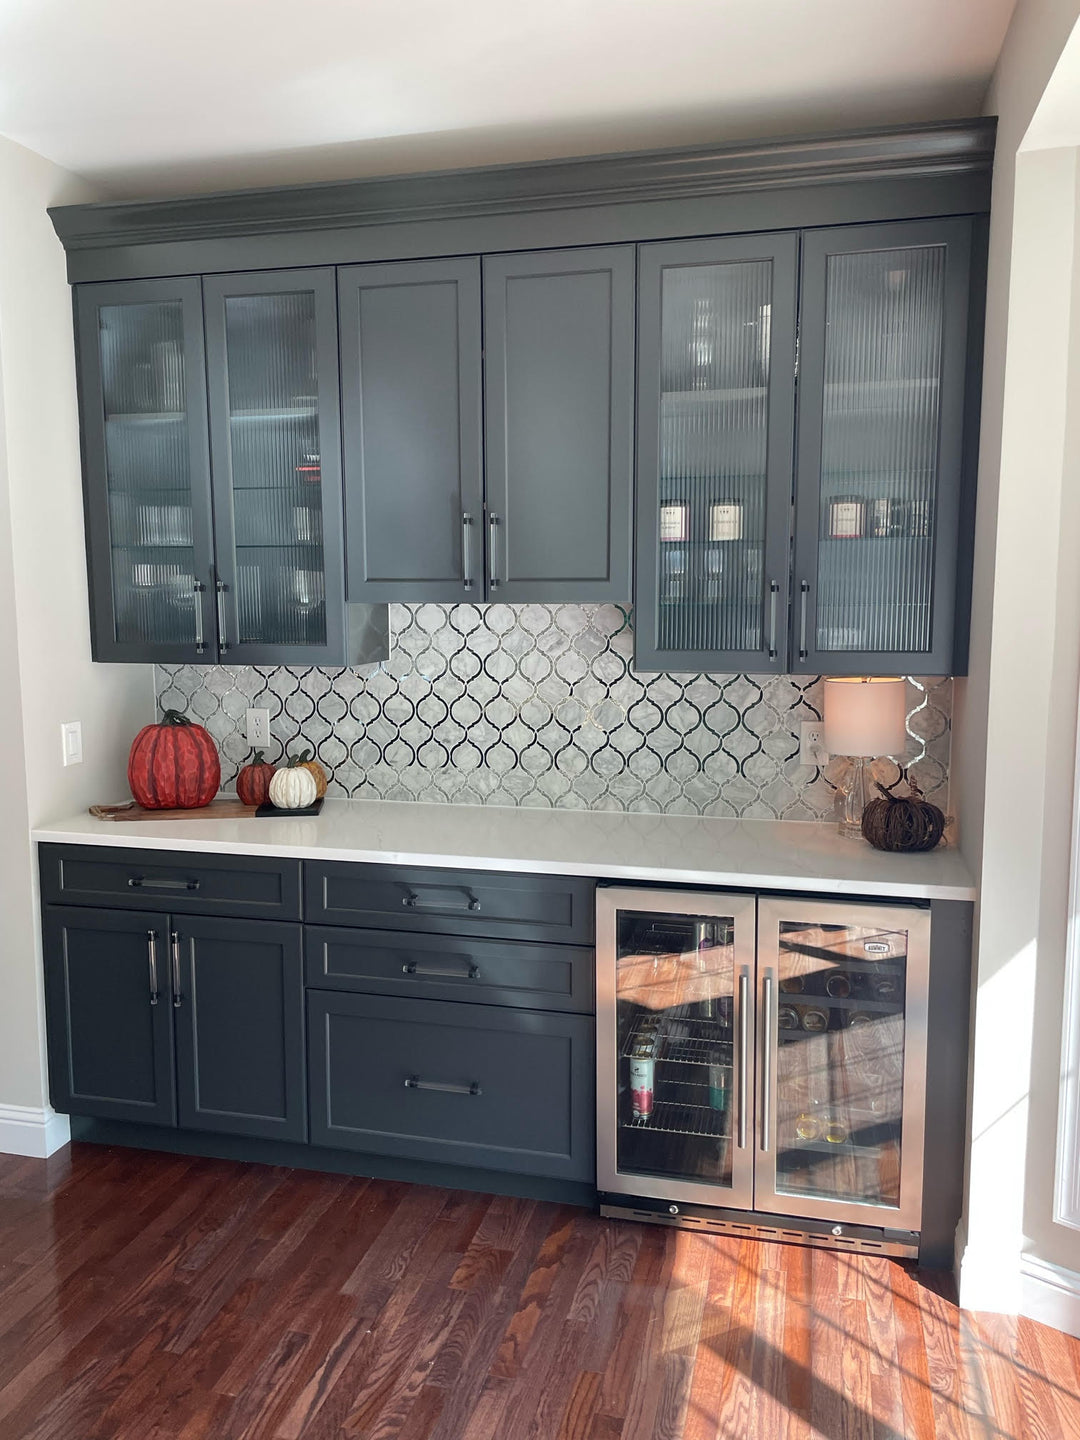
[203,268,346,665]
[792,218,974,676]
[75,277,216,663]
[482,247,634,603]
[43,906,177,1126]
[634,234,798,673]
[340,258,484,601]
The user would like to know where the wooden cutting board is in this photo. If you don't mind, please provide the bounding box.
[89,799,257,822]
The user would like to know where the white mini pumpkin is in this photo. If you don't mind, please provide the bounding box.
[268,762,318,810]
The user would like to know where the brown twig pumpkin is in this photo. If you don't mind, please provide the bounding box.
[128,710,221,810]
[861,778,945,853]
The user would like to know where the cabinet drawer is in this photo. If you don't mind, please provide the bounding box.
[308,992,595,1180]
[305,927,594,1013]
[40,844,301,921]
[304,862,595,944]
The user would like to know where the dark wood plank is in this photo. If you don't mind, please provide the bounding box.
[1,1145,1080,1439]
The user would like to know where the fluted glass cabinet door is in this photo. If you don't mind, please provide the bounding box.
[793,219,974,676]
[76,278,215,662]
[635,235,798,672]
[204,269,345,664]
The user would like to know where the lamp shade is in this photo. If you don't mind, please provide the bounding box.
[823,677,907,758]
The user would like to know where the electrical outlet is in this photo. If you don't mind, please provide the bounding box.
[245,708,271,749]
[800,721,829,768]
[61,720,83,767]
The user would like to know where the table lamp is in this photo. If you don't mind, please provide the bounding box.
[823,677,907,836]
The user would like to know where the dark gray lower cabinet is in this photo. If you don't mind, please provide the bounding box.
[44,906,176,1126]
[44,904,305,1142]
[308,992,595,1181]
[173,916,306,1142]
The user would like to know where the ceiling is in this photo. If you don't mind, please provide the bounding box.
[0,0,1017,199]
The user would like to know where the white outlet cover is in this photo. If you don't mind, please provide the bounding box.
[800,720,829,768]
[245,708,271,748]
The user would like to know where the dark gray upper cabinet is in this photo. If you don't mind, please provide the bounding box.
[203,268,346,665]
[44,906,177,1125]
[792,218,975,676]
[483,247,634,602]
[172,916,306,1142]
[634,234,799,673]
[340,257,483,602]
[76,278,216,664]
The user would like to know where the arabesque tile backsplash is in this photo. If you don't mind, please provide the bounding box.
[156,603,951,820]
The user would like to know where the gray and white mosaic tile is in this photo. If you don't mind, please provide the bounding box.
[156,603,951,819]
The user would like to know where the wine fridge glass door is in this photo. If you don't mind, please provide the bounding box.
[755,898,929,1231]
[596,888,757,1210]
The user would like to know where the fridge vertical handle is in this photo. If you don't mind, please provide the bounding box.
[761,970,774,1152]
[738,970,750,1149]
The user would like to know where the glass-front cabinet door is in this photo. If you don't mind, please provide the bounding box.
[76,279,215,662]
[634,235,798,672]
[793,218,974,676]
[755,898,929,1231]
[203,269,345,664]
[597,888,757,1209]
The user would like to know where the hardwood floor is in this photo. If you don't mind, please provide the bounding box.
[0,1145,1077,1439]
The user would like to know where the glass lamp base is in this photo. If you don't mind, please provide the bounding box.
[838,757,871,838]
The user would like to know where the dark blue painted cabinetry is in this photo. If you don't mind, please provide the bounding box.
[41,846,596,1190]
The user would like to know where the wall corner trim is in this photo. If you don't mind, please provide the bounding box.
[0,1103,70,1158]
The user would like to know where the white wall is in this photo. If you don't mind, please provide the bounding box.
[0,133,153,1149]
[954,0,1080,1318]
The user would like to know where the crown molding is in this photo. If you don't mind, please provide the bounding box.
[49,118,996,254]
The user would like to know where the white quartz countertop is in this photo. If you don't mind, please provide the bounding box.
[33,799,976,902]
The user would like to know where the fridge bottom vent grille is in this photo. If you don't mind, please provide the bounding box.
[600,1203,919,1259]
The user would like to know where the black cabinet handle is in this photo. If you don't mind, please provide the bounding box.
[768,581,779,660]
[402,961,481,981]
[170,931,182,1008]
[128,876,200,892]
[404,1076,481,1097]
[402,892,481,913]
[147,930,160,1006]
[462,512,474,591]
[216,578,229,654]
[799,580,810,661]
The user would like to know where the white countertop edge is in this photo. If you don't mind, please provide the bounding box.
[31,805,977,904]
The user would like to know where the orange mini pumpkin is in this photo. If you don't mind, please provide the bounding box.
[290,746,328,799]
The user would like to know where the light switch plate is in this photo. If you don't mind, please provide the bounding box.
[245,708,271,749]
[61,720,83,767]
[800,721,828,768]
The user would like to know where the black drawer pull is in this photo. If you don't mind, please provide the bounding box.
[128,876,201,892]
[402,961,481,981]
[404,1075,481,1097]
[402,891,480,913]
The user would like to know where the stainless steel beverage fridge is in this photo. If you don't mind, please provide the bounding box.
[596,888,931,1256]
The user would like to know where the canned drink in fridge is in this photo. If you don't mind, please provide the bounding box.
[630,1054,655,1120]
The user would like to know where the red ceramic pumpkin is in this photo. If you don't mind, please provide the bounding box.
[236,750,275,807]
[128,710,221,810]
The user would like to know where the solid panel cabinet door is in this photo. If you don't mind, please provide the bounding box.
[483,247,634,602]
[792,219,974,676]
[172,916,306,1142]
[340,258,483,601]
[75,278,216,663]
[43,906,176,1125]
[203,268,346,664]
[634,234,799,673]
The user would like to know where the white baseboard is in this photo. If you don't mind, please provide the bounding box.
[1021,1255,1080,1339]
[957,1237,1023,1315]
[0,1104,70,1158]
